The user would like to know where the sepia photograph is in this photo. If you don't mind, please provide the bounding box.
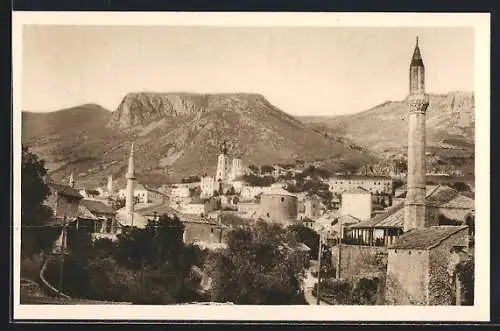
[12,12,490,321]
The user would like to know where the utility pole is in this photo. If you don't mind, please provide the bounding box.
[336,216,342,279]
[58,216,68,293]
[316,231,322,305]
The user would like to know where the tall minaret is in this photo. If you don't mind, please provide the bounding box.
[125,143,136,216]
[404,37,430,232]
[107,175,113,193]
[69,172,75,188]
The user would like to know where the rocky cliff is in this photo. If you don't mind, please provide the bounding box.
[23,93,373,188]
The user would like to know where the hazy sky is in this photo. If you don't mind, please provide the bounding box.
[22,26,474,116]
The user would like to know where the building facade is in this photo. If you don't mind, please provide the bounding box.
[328,175,392,195]
[44,183,84,222]
[259,187,298,225]
[341,187,372,221]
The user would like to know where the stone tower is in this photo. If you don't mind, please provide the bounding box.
[68,172,75,188]
[404,37,430,232]
[125,143,136,216]
[215,141,230,182]
[230,157,243,181]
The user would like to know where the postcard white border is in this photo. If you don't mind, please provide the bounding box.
[12,11,490,322]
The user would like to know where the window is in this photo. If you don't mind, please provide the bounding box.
[266,213,270,217]
[211,228,214,233]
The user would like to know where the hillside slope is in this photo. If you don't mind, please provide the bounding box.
[300,91,475,175]
[300,91,474,152]
[22,93,374,188]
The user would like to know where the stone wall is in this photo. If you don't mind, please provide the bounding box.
[385,249,429,305]
[331,245,388,279]
[428,228,469,305]
[44,191,80,220]
[183,222,227,245]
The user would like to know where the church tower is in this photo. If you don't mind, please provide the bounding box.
[125,143,136,216]
[215,141,230,182]
[404,37,430,231]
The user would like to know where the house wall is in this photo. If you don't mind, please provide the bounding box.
[385,249,429,305]
[328,177,393,195]
[428,229,469,305]
[341,193,372,221]
[304,198,321,219]
[237,203,259,214]
[45,190,81,220]
[183,222,227,245]
[259,194,298,225]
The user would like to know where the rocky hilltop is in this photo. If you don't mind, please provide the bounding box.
[301,91,474,152]
[23,93,373,188]
[300,91,475,175]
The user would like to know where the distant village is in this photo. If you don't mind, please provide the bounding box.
[25,37,476,306]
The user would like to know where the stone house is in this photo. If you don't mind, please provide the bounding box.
[44,183,83,223]
[76,199,118,238]
[385,226,469,305]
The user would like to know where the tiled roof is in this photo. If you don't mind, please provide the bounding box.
[349,202,405,229]
[343,186,371,195]
[48,183,83,199]
[77,205,98,220]
[80,199,114,215]
[389,226,468,250]
[425,185,474,209]
[262,187,296,197]
[136,203,219,225]
[137,203,179,217]
[329,175,391,180]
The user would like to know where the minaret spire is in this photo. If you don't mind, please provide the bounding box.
[125,142,136,218]
[69,172,75,188]
[404,37,430,232]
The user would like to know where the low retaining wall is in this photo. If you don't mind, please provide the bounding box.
[39,257,70,299]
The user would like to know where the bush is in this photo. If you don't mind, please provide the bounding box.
[456,257,474,305]
[313,277,380,305]
[352,277,379,305]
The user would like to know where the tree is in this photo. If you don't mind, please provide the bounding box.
[455,256,474,305]
[286,224,319,259]
[21,145,52,226]
[205,221,307,304]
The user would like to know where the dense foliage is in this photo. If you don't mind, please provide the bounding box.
[313,277,380,305]
[21,145,52,226]
[204,221,308,304]
[21,146,57,257]
[455,256,474,305]
[45,214,207,304]
[240,174,275,187]
[287,224,319,260]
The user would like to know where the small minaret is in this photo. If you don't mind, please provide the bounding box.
[404,37,430,231]
[69,172,75,188]
[107,175,113,193]
[125,143,136,216]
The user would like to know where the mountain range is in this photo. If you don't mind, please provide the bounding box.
[22,93,374,188]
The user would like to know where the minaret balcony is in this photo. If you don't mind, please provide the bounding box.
[406,93,430,114]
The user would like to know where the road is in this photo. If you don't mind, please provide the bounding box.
[302,263,329,305]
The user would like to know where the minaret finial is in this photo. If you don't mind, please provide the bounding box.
[416,36,419,46]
